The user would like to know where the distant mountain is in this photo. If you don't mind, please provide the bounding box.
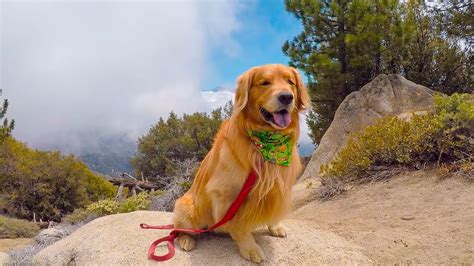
[76,134,314,175]
[80,152,133,176]
[78,134,136,176]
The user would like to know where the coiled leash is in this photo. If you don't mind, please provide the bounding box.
[140,169,258,262]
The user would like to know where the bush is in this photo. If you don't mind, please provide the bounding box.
[320,93,473,184]
[149,158,197,211]
[0,137,117,221]
[86,193,152,216]
[62,208,98,225]
[0,216,40,238]
[117,193,150,213]
[86,199,119,216]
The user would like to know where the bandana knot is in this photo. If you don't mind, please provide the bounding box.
[248,130,292,166]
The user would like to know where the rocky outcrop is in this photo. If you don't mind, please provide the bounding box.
[293,74,433,208]
[33,211,371,265]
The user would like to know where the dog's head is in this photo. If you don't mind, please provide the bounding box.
[233,64,310,130]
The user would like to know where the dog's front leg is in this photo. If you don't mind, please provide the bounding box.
[229,229,265,263]
[268,223,287,237]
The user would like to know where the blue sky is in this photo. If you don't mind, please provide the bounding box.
[204,1,302,90]
[2,0,314,155]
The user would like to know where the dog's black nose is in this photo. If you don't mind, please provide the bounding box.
[278,93,294,105]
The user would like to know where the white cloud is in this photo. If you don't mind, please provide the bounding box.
[1,1,242,152]
[298,112,315,155]
[201,90,234,110]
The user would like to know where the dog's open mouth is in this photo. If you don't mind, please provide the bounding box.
[260,107,291,129]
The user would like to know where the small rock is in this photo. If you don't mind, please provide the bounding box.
[401,216,415,221]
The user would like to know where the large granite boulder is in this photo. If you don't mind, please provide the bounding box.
[33,211,371,265]
[293,75,434,207]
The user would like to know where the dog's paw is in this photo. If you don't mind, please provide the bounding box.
[268,224,287,238]
[238,242,265,263]
[178,234,196,251]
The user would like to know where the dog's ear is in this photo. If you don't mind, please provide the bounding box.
[290,67,311,111]
[234,68,255,113]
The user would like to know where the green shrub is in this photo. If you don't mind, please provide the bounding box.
[148,190,165,197]
[321,93,473,183]
[0,216,40,238]
[178,181,192,191]
[86,192,152,216]
[0,137,117,221]
[62,208,98,225]
[117,193,150,213]
[86,199,119,216]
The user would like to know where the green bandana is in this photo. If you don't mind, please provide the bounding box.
[248,130,292,166]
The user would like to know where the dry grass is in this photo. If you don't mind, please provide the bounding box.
[315,178,346,200]
[436,161,474,183]
[362,165,407,183]
[8,242,46,264]
[0,216,40,239]
[62,208,99,225]
[149,158,197,212]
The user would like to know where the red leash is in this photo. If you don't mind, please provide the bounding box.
[140,169,258,262]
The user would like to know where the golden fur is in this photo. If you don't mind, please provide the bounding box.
[172,64,310,263]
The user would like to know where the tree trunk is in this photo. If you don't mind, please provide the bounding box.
[337,0,349,96]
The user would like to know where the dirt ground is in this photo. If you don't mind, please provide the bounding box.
[0,238,33,253]
[293,170,474,264]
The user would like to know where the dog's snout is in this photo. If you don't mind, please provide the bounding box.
[278,93,294,105]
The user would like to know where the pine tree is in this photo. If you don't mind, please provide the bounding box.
[0,89,15,142]
[401,0,472,94]
[433,0,473,46]
[132,106,229,179]
[283,0,472,144]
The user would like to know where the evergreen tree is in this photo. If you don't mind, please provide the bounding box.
[132,105,229,179]
[401,1,472,95]
[433,0,473,46]
[0,89,15,142]
[283,0,472,144]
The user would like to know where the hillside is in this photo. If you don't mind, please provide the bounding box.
[23,169,474,264]
[3,76,471,264]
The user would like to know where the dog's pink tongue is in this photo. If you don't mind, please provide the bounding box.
[272,112,291,128]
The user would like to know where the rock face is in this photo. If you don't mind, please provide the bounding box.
[33,211,371,265]
[293,74,433,208]
[299,74,433,182]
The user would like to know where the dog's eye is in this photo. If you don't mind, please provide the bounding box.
[260,81,271,86]
[288,79,295,85]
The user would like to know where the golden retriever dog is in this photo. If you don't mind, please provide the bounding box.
[172,64,310,263]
